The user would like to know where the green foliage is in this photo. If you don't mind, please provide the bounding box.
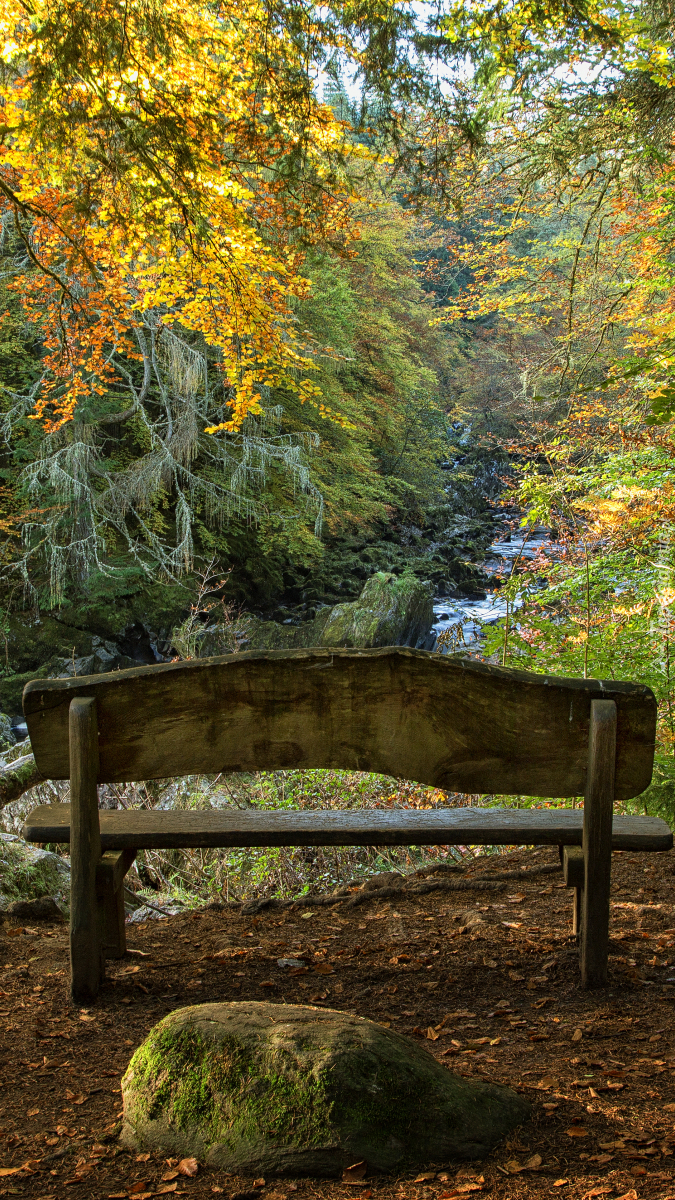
[475,443,675,818]
[0,196,458,640]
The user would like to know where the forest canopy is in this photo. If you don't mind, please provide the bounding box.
[3,0,675,821]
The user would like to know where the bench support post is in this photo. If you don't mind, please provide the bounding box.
[69,697,102,1004]
[573,886,583,938]
[562,845,584,939]
[581,699,617,988]
[96,849,137,959]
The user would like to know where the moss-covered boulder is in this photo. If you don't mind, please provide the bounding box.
[320,572,433,649]
[121,1001,529,1176]
[0,832,70,912]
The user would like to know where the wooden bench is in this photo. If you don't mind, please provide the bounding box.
[20,646,671,1004]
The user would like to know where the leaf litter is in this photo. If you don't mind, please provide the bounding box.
[2,844,675,1199]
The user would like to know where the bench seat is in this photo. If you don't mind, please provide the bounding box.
[20,648,670,999]
[24,803,673,852]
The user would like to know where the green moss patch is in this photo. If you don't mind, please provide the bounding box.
[121,1001,529,1176]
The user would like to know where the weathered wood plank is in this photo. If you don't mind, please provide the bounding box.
[96,847,137,895]
[22,649,657,800]
[69,698,102,1004]
[563,845,586,938]
[96,849,136,961]
[22,804,673,851]
[562,845,585,887]
[581,699,616,988]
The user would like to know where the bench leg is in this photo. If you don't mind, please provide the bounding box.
[572,887,583,938]
[97,850,137,959]
[69,697,103,1005]
[561,846,585,940]
[580,699,617,988]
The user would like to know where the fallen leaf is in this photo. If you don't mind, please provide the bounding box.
[414,1172,437,1182]
[0,1165,28,1177]
[300,912,316,920]
[162,1171,180,1182]
[615,1193,638,1200]
[508,971,524,981]
[542,1103,559,1111]
[313,964,334,975]
[553,1182,569,1189]
[117,965,141,976]
[157,1187,178,1196]
[342,1160,367,1183]
[572,1028,583,1042]
[127,1181,151,1195]
[538,1077,557,1089]
[524,1154,542,1169]
[135,1153,151,1163]
[566,1126,588,1138]
[26,1108,39,1117]
[664,1103,675,1111]
[253,1180,265,1189]
[483,959,497,968]
[426,1028,440,1041]
[178,1157,199,1177]
[582,1188,613,1198]
[438,1186,484,1198]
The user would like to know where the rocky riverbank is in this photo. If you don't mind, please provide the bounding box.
[0,484,501,719]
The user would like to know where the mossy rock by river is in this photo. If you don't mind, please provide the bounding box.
[320,571,433,649]
[121,1001,529,1176]
[202,572,434,654]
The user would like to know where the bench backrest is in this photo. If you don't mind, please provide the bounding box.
[22,647,657,800]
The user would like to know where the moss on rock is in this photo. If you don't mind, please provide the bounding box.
[0,832,69,911]
[320,572,433,649]
[121,1001,529,1176]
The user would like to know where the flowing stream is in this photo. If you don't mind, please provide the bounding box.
[431,526,551,653]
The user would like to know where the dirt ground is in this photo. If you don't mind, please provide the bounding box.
[2,844,675,1200]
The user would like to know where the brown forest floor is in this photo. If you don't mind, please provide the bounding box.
[2,844,675,1200]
